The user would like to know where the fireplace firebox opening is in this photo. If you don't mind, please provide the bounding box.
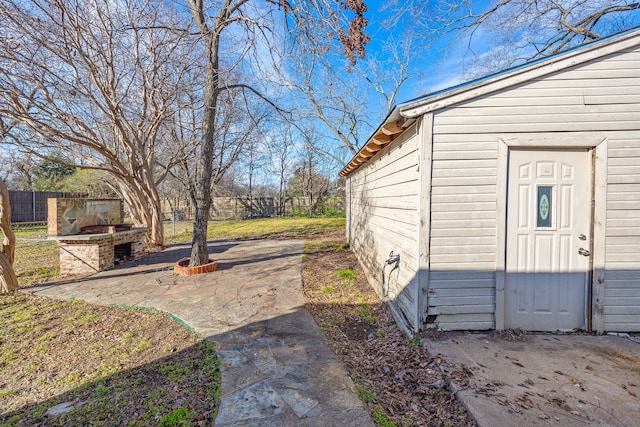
[114,243,133,264]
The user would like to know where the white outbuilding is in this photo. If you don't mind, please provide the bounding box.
[341,28,640,334]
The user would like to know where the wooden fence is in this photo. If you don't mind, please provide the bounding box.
[9,191,85,223]
[165,196,345,221]
[9,191,344,224]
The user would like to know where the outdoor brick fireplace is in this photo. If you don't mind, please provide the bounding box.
[48,198,147,277]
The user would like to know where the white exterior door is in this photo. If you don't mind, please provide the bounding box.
[505,149,591,331]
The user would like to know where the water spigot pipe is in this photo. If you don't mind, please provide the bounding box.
[381,250,400,302]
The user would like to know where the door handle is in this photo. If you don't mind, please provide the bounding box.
[578,248,591,257]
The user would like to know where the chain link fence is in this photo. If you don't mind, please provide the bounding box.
[2,219,192,286]
[163,218,193,244]
[2,222,59,287]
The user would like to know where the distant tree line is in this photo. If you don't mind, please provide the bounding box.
[1,144,343,219]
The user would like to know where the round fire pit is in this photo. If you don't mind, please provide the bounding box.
[174,258,218,276]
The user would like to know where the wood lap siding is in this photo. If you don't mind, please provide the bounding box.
[347,127,420,332]
[428,46,640,331]
[583,49,640,332]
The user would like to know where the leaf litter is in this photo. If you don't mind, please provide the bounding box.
[302,236,473,426]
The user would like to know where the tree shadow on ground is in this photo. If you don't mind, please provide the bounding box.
[0,332,220,426]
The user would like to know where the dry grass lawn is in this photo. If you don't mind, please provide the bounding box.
[0,294,220,426]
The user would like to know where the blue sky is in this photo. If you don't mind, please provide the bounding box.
[290,0,640,170]
[357,0,640,113]
[4,0,640,187]
[361,0,491,102]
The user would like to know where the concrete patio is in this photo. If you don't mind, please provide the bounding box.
[426,331,640,426]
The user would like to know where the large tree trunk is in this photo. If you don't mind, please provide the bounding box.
[0,179,19,293]
[189,47,216,265]
[0,253,19,293]
[188,0,220,267]
[149,199,164,249]
[189,85,215,265]
[118,179,165,249]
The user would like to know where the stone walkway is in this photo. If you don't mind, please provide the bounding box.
[28,240,373,426]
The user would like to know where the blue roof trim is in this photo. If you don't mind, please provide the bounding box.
[396,25,640,110]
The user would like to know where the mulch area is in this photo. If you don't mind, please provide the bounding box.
[302,239,473,426]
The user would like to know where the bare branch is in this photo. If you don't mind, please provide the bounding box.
[386,0,640,75]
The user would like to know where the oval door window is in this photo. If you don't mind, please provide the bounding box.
[540,195,549,219]
[537,186,552,227]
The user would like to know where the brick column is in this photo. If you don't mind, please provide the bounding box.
[47,198,63,236]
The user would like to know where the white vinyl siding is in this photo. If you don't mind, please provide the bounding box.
[427,133,498,330]
[427,45,640,331]
[604,134,640,331]
[347,126,420,332]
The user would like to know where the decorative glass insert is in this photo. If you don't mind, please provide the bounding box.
[537,186,552,227]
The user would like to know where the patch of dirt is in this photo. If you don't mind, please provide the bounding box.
[594,346,640,372]
[342,317,377,341]
[302,237,473,426]
[0,293,220,426]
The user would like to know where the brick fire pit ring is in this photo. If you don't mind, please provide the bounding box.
[174,258,218,276]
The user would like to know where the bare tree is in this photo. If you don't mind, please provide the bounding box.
[287,56,367,158]
[384,0,640,75]
[276,6,422,167]
[0,179,18,293]
[267,126,294,216]
[169,80,266,222]
[185,0,370,265]
[288,129,331,215]
[243,135,266,218]
[0,0,195,248]
[0,151,38,190]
